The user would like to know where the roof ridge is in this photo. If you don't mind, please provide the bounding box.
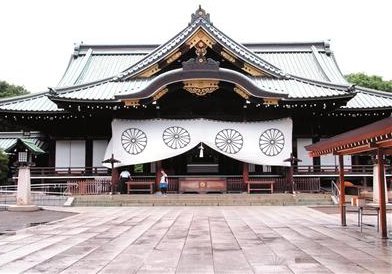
[245,41,330,52]
[310,46,331,82]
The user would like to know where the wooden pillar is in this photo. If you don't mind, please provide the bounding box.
[85,139,93,175]
[155,161,162,191]
[377,148,388,239]
[338,154,346,226]
[289,165,294,193]
[111,167,119,194]
[242,162,249,184]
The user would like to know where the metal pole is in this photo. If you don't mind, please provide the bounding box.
[338,154,346,226]
[377,148,387,239]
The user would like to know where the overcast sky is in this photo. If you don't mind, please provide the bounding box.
[0,0,391,92]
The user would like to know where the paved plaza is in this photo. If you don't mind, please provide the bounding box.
[0,206,391,274]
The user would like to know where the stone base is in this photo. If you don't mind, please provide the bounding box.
[7,205,40,212]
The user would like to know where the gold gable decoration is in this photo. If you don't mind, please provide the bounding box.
[233,86,250,100]
[263,98,279,105]
[139,64,160,78]
[166,51,182,64]
[122,99,140,107]
[183,80,219,96]
[153,88,168,101]
[221,50,236,63]
[186,29,216,49]
[242,64,265,77]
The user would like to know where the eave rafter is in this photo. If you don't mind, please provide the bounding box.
[307,122,392,157]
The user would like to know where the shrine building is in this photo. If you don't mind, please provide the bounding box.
[1,7,391,193]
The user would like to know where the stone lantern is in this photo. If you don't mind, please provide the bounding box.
[5,138,45,211]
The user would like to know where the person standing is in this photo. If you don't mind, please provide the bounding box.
[119,169,131,194]
[159,169,168,195]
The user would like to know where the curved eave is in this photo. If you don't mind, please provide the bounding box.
[0,92,63,113]
[285,93,355,102]
[115,68,288,101]
[338,106,392,112]
[49,76,114,94]
[0,109,65,114]
[48,96,120,104]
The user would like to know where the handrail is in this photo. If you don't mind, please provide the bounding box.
[331,180,340,204]
[0,183,70,207]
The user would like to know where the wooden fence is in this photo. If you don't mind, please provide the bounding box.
[66,177,111,195]
[64,176,320,195]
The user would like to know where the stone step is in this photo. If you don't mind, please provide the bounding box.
[72,193,333,207]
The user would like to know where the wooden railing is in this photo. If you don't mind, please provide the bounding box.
[293,178,320,193]
[11,164,391,180]
[295,165,391,175]
[29,166,109,177]
[66,177,111,195]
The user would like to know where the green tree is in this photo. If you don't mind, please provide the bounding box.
[0,149,9,185]
[345,73,392,92]
[0,80,29,98]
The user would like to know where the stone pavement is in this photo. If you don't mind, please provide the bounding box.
[0,206,391,274]
[0,210,75,233]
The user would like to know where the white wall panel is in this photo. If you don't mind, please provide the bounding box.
[70,141,85,167]
[55,140,86,168]
[93,140,108,167]
[55,141,70,168]
[297,138,313,166]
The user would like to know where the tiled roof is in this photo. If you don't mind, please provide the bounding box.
[57,43,348,88]
[256,50,347,84]
[55,80,150,101]
[0,92,62,112]
[58,52,146,87]
[0,132,47,152]
[252,78,348,99]
[342,87,392,109]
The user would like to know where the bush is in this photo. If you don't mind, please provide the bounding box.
[0,149,9,185]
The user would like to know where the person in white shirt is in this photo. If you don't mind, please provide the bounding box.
[159,169,168,195]
[119,169,131,194]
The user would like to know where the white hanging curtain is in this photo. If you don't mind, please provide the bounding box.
[104,118,292,167]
